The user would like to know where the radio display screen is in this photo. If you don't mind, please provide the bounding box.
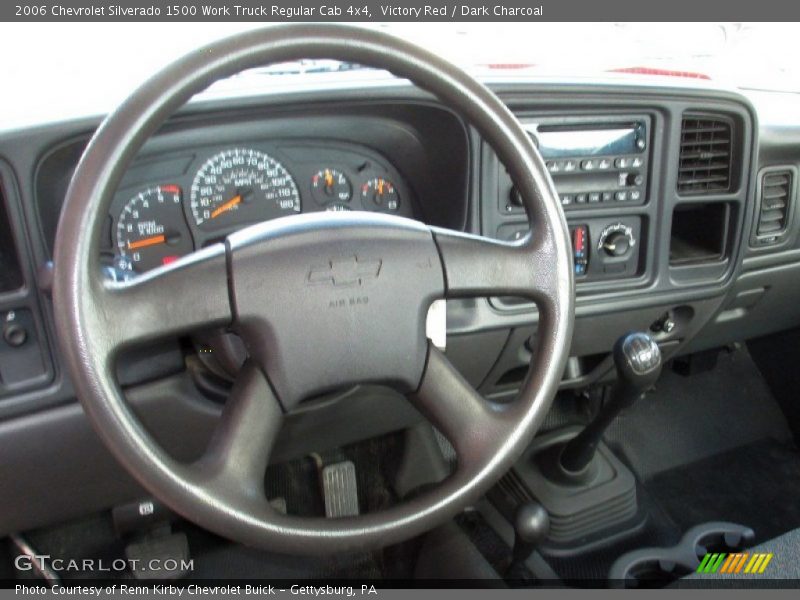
[536,126,639,158]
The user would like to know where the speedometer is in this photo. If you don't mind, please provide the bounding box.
[189,148,300,231]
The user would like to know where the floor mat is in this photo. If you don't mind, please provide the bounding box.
[182,524,383,580]
[646,438,800,544]
[606,347,793,479]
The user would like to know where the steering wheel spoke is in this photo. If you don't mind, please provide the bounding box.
[432,227,562,305]
[98,244,232,354]
[411,345,510,470]
[193,361,283,495]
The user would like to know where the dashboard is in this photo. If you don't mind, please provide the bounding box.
[2,79,800,535]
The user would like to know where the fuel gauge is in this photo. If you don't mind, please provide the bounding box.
[361,177,400,212]
[311,168,352,205]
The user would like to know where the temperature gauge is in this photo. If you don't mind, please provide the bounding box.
[311,168,352,205]
[361,177,400,212]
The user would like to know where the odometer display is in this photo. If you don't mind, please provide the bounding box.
[190,148,300,230]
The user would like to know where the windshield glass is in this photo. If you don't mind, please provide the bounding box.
[1,22,798,129]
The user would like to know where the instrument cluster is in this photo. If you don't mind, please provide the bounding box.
[107,142,414,276]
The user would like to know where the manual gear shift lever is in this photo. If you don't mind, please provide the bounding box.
[506,501,550,579]
[559,332,662,474]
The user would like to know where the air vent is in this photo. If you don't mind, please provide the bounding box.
[678,115,733,194]
[754,168,795,245]
[0,178,24,292]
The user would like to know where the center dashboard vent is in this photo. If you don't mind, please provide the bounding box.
[753,167,796,246]
[678,115,733,194]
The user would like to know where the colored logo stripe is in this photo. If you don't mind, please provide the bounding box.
[697,552,774,574]
[697,553,727,573]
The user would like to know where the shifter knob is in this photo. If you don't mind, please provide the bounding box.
[507,501,550,578]
[559,332,662,475]
[513,502,550,554]
[613,332,662,400]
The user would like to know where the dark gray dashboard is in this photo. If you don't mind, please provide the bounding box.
[1,81,799,536]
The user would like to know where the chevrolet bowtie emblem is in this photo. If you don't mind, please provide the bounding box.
[307,256,382,287]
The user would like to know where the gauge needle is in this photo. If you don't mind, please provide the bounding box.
[128,234,166,250]
[324,169,334,188]
[210,194,241,219]
[377,179,384,195]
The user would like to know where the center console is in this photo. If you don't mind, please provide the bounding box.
[471,93,753,407]
[473,93,758,566]
[486,114,653,293]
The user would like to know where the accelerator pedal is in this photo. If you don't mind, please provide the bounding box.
[321,460,360,518]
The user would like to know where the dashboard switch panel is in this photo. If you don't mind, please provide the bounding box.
[0,309,47,394]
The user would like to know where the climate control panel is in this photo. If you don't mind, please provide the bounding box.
[495,217,642,283]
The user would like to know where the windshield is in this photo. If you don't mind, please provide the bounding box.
[1,22,798,129]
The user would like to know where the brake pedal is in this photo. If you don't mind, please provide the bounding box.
[321,460,360,518]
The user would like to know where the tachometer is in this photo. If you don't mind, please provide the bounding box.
[115,185,193,274]
[189,148,300,230]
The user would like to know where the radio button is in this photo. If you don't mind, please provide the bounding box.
[598,158,612,170]
[601,192,614,203]
[630,190,642,201]
[615,191,628,202]
[632,157,643,168]
[614,157,631,168]
[575,193,587,204]
[588,192,601,203]
[561,195,574,206]
[564,160,578,172]
[581,159,596,171]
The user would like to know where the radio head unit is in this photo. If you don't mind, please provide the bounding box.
[502,116,651,213]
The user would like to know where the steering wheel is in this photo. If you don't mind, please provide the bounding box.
[53,24,574,555]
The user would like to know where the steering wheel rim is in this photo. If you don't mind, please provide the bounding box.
[52,24,574,555]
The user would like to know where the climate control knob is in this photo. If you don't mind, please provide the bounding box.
[603,232,631,256]
[598,223,636,258]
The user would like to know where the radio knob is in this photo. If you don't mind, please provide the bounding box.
[626,173,644,187]
[602,231,633,257]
